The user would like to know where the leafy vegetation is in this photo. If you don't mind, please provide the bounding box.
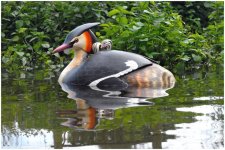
[1,1,224,73]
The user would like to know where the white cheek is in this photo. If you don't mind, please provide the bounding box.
[74,35,86,50]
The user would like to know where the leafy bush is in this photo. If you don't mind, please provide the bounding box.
[171,2,213,32]
[203,2,224,64]
[99,2,223,72]
[1,1,106,71]
[1,1,224,73]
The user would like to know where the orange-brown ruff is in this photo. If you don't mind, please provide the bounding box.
[83,31,93,53]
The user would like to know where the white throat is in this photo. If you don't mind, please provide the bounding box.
[58,50,87,83]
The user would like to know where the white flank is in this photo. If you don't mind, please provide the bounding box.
[89,60,138,87]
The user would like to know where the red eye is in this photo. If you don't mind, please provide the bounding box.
[74,38,79,43]
[70,38,79,46]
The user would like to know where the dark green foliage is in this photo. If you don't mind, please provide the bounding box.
[99,2,223,72]
[1,1,106,71]
[1,1,224,72]
[171,2,213,32]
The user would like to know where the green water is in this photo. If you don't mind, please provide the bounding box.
[1,66,224,149]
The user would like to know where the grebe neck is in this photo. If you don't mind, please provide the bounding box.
[59,49,87,83]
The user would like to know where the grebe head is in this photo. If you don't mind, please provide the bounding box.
[53,22,100,53]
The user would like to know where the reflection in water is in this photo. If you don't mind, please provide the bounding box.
[54,82,175,148]
[57,82,174,130]
[2,126,53,148]
[1,67,224,149]
[166,105,224,149]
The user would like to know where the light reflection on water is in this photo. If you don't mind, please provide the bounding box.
[165,105,224,149]
[1,67,224,149]
[2,103,223,149]
[193,96,224,101]
[2,127,53,149]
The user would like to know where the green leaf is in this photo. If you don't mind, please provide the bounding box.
[53,53,60,58]
[140,38,148,42]
[143,10,150,14]
[33,42,41,50]
[16,20,24,28]
[192,54,202,62]
[22,57,27,66]
[204,2,211,8]
[95,32,101,36]
[25,20,31,26]
[29,37,38,42]
[131,26,141,31]
[18,28,27,33]
[181,55,190,61]
[139,2,148,9]
[146,53,153,58]
[150,52,161,56]
[16,52,25,57]
[2,56,9,63]
[4,5,11,13]
[118,17,128,25]
[108,9,120,17]
[136,22,144,27]
[182,39,195,44]
[41,43,50,48]
[12,36,19,42]
[119,8,134,15]
[165,21,171,25]
[121,30,130,37]
[100,24,109,27]
[2,32,5,38]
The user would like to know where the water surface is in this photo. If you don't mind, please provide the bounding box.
[1,66,224,149]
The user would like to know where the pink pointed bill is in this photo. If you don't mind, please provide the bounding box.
[53,44,71,53]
